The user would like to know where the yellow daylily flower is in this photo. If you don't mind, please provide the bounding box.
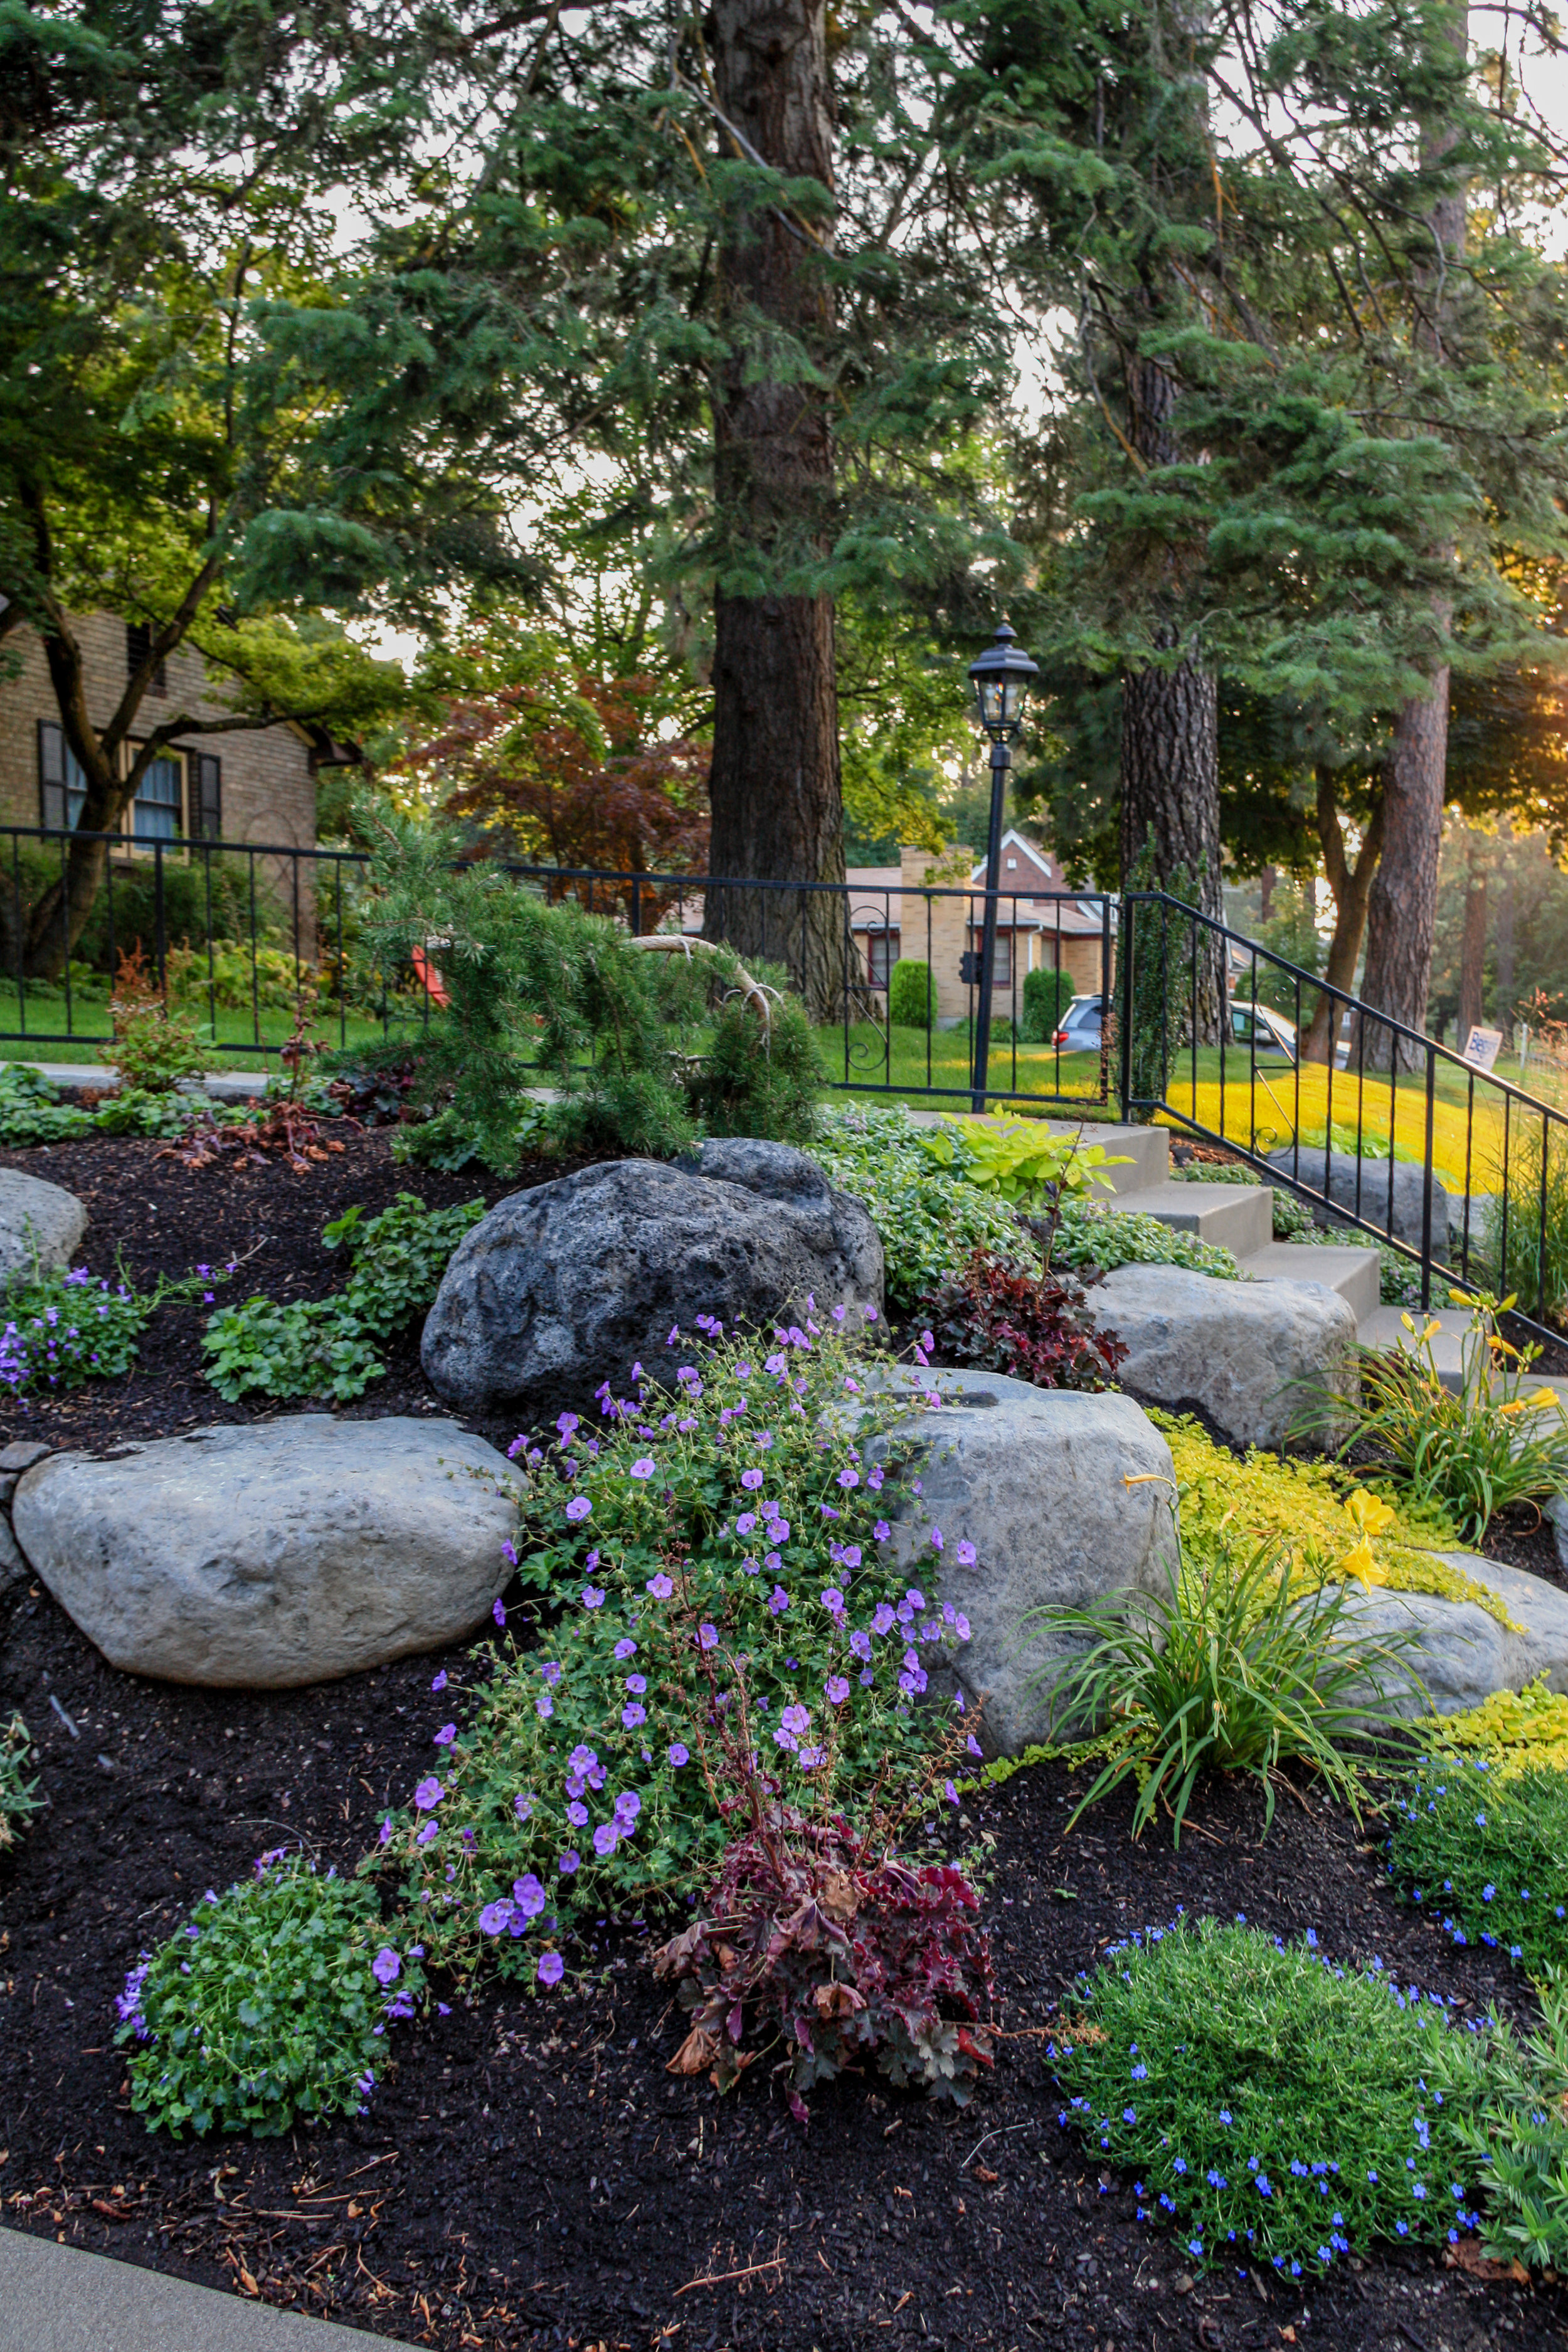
[1336,1539,1384,1588]
[1345,1490,1397,1539]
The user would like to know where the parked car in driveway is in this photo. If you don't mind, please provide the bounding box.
[1229,1000,1298,1061]
[1051,993,1104,1051]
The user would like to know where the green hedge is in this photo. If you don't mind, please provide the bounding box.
[887,958,935,1029]
[1020,965,1075,1042]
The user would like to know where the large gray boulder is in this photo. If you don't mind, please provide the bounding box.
[1097,1260,1356,1449]
[0,1168,86,1282]
[421,1147,882,1419]
[862,1367,1175,1759]
[1266,1145,1449,1253]
[11,1416,519,1687]
[1332,1552,1568,1718]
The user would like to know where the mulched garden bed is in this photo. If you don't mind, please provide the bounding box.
[1,1579,1562,2352]
[3,1130,1567,2348]
[0,1128,595,1459]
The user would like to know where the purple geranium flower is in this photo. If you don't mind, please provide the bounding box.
[414,1776,443,1812]
[479,1901,512,1936]
[371,1947,401,1987]
[630,1456,656,1480]
[646,1572,674,1599]
[825,1675,850,1705]
[593,1820,620,1858]
[558,1849,581,1875]
[581,1586,606,1609]
[669,1742,690,1767]
[538,1951,564,1986]
[433,1722,456,1747]
[564,1495,592,1522]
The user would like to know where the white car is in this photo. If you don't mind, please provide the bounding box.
[1229,1001,1298,1061]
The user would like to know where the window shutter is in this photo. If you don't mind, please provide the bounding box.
[38,720,66,830]
[192,754,221,841]
[125,622,167,696]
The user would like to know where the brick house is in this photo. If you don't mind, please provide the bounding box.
[0,612,340,854]
[846,832,1113,1025]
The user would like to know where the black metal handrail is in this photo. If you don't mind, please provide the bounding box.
[1120,889,1568,1344]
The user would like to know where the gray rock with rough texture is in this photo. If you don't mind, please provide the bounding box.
[421,1148,882,1418]
[1332,1552,1568,1717]
[1266,1146,1449,1251]
[0,1169,85,1281]
[0,1510,26,1598]
[1097,1260,1357,1449]
[11,1416,519,1687]
[862,1367,1175,1759]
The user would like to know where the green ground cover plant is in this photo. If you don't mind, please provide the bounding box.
[1,1258,228,1396]
[1153,1412,1503,1619]
[0,1713,40,1852]
[1422,1677,1568,1781]
[1051,1919,1480,2274]
[203,1192,484,1402]
[812,1105,1023,1308]
[1430,1974,1568,2273]
[369,1318,975,1984]
[1387,1757,1568,1978]
[115,1854,427,2138]
[0,1064,196,1145]
[811,1105,1243,1310]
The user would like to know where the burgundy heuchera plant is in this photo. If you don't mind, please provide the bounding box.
[652,1803,993,2121]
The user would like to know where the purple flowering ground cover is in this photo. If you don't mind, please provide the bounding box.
[1,1569,1564,2352]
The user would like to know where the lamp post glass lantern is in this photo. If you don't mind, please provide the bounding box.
[966,623,1038,1110]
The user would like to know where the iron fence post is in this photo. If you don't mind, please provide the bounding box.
[970,737,1009,1113]
[1421,1045,1436,1312]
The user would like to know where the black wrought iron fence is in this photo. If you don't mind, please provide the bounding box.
[1120,889,1568,1342]
[0,828,1114,1111]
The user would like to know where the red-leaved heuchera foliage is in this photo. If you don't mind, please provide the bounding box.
[923,1249,1127,1391]
[652,1806,993,2122]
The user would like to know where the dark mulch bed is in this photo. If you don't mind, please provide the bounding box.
[1,1579,1564,2352]
[1,1131,1565,2346]
[0,1128,595,1458]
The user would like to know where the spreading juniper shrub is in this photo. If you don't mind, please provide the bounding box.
[921,1246,1127,1390]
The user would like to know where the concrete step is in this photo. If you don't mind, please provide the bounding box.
[1243,1241,1382,1322]
[8,1059,271,1103]
[1042,1120,1169,1195]
[1356,1305,1470,1391]
[1111,1179,1274,1259]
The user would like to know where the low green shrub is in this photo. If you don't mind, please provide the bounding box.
[115,1854,427,2138]
[1387,1757,1568,1976]
[1028,1513,1418,1843]
[1020,965,1074,1042]
[2,1258,225,1395]
[1306,1295,1568,1544]
[1051,1919,1478,2273]
[369,1320,971,1981]
[203,1192,484,1403]
[683,987,822,1143]
[1431,1971,1568,2273]
[887,958,935,1029]
[0,1713,40,1851]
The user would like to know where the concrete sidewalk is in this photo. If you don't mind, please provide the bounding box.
[0,2228,373,2350]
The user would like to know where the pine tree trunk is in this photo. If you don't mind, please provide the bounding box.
[1301,769,1384,1064]
[1359,668,1451,1071]
[1356,2,1466,1067]
[1117,361,1226,1044]
[1457,830,1487,1047]
[704,0,845,1018]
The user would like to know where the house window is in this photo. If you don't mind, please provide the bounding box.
[38,721,87,832]
[191,753,222,842]
[129,751,184,843]
[125,622,167,696]
[867,930,898,988]
[988,930,1014,987]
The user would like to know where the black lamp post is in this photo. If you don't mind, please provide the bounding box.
[966,621,1039,1112]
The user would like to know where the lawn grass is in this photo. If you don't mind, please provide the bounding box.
[0,986,424,1067]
